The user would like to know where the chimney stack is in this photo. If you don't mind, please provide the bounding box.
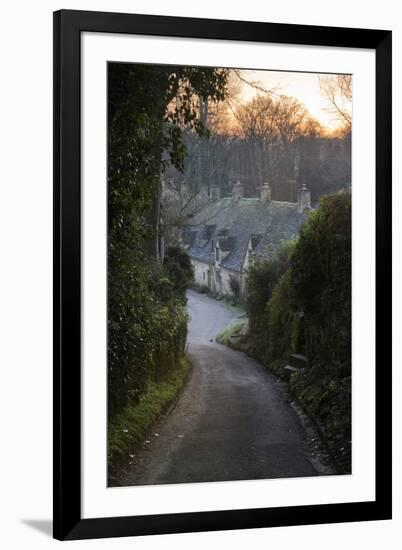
[260,182,272,203]
[210,185,221,201]
[297,184,311,213]
[232,181,243,201]
[200,185,209,199]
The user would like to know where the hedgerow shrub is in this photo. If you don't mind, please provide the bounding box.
[108,250,189,418]
[266,270,300,361]
[242,191,351,471]
[229,275,241,301]
[163,246,194,300]
[245,240,295,357]
[246,192,351,366]
[289,361,351,472]
[290,191,351,370]
[107,63,227,421]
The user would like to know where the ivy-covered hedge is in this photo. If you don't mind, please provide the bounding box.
[107,62,229,476]
[108,249,190,419]
[108,356,191,484]
[291,192,351,371]
[244,191,351,472]
[245,240,295,362]
[107,62,226,423]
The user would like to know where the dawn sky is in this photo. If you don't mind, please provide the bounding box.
[238,69,350,131]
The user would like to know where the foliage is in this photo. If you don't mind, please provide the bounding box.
[216,319,248,347]
[163,247,194,299]
[266,270,300,360]
[229,275,241,301]
[245,192,350,366]
[108,356,191,484]
[108,253,189,417]
[290,191,351,370]
[108,62,229,423]
[241,191,351,472]
[164,92,351,208]
[289,362,351,473]
[245,240,295,355]
[319,74,352,131]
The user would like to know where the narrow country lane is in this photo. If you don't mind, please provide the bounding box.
[119,290,317,486]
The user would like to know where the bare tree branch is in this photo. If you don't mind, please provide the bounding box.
[319,75,352,130]
[232,69,280,96]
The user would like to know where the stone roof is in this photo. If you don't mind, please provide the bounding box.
[218,236,236,251]
[186,197,309,273]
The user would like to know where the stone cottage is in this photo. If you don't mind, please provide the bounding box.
[183,181,312,297]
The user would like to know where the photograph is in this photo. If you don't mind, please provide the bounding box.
[107,62,352,487]
[0,0,396,543]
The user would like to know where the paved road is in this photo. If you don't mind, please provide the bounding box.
[119,290,317,486]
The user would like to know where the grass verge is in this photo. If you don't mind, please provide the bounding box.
[216,319,248,346]
[289,366,351,473]
[191,285,244,310]
[108,356,191,482]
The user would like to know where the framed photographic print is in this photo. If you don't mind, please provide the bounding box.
[53,9,392,541]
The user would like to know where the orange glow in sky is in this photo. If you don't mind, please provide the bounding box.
[238,69,350,131]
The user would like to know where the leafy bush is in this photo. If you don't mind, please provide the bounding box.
[107,63,228,422]
[241,191,351,472]
[216,319,248,346]
[229,275,241,301]
[245,192,350,367]
[108,252,189,418]
[108,356,191,483]
[289,363,351,472]
[106,63,230,479]
[266,270,300,361]
[163,246,194,299]
[245,240,295,356]
[291,191,351,371]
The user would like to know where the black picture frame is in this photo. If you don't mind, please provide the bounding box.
[53,9,392,541]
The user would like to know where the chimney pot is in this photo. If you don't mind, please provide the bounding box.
[210,185,221,201]
[200,185,209,198]
[232,181,243,201]
[260,182,272,203]
[297,184,311,212]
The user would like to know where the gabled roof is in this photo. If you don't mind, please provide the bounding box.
[186,197,309,272]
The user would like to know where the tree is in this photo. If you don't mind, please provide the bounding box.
[109,63,229,262]
[319,74,352,133]
[234,95,309,194]
[163,247,194,299]
[245,242,295,352]
[290,191,351,368]
[161,74,351,222]
[108,63,229,417]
